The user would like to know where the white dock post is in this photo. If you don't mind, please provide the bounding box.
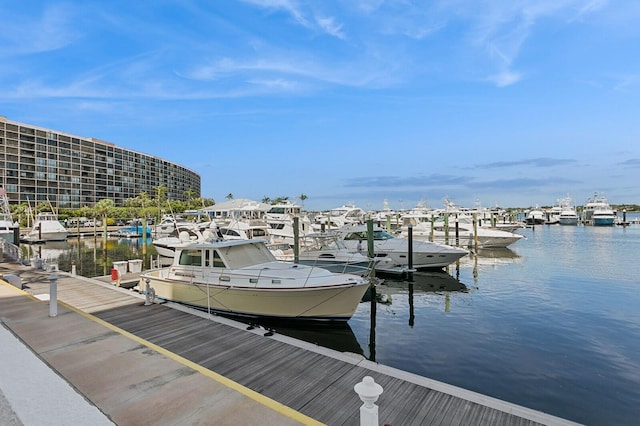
[48,274,58,317]
[144,278,156,306]
[71,260,77,275]
[354,376,383,426]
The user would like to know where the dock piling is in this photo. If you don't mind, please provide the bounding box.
[144,278,156,306]
[354,376,383,426]
[48,274,58,317]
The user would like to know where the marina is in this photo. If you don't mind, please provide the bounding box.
[3,214,640,424]
[1,259,574,425]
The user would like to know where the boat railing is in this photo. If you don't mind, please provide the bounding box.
[0,240,21,262]
[196,265,353,288]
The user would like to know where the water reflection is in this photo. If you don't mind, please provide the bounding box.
[20,237,158,277]
[233,317,364,356]
[380,270,469,294]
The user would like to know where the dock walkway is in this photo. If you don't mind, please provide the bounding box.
[0,259,579,425]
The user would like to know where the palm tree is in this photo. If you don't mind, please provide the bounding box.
[155,185,168,222]
[226,193,234,201]
[184,188,198,202]
[262,196,271,204]
[94,199,115,240]
[299,193,308,206]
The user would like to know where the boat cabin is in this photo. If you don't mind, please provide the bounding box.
[173,240,277,270]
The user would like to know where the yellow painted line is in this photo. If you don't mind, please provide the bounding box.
[0,277,42,301]
[0,278,324,425]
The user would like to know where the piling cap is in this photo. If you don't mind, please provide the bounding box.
[354,376,383,406]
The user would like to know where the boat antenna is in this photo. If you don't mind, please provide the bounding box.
[47,198,57,215]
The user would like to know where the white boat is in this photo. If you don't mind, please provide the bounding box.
[264,200,313,245]
[544,205,562,225]
[0,189,17,244]
[218,218,271,241]
[139,238,370,321]
[400,218,524,249]
[152,222,221,259]
[272,231,376,276]
[525,207,546,225]
[557,197,579,225]
[22,211,68,242]
[312,204,366,232]
[335,224,469,273]
[153,215,194,238]
[584,193,615,226]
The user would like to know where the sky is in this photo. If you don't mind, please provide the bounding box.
[1,0,640,211]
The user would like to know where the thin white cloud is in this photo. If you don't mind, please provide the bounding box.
[488,70,523,87]
[239,0,346,39]
[0,3,78,55]
[242,0,310,26]
[612,74,640,92]
[575,0,609,20]
[462,0,610,86]
[315,16,345,39]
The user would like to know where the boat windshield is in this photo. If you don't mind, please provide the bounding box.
[343,229,395,241]
[220,243,276,269]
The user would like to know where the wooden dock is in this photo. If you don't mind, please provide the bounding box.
[0,261,580,425]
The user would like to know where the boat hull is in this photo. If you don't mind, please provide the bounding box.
[559,215,579,225]
[139,270,370,321]
[23,231,69,242]
[592,217,615,226]
[412,233,522,249]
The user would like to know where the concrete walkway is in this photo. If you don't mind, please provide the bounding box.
[0,276,312,425]
[0,322,115,425]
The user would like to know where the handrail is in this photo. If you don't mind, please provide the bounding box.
[1,240,21,262]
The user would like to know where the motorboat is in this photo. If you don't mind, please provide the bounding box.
[525,207,546,225]
[114,220,152,238]
[264,201,313,245]
[399,218,524,248]
[335,224,469,273]
[544,206,562,225]
[207,219,376,276]
[557,197,579,225]
[312,204,366,232]
[558,209,579,225]
[151,221,224,259]
[218,218,270,241]
[584,193,615,226]
[22,211,68,242]
[153,214,194,238]
[139,238,370,321]
[272,231,377,276]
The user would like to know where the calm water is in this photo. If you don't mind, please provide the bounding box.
[20,218,640,425]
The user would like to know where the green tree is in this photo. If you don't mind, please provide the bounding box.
[94,199,115,223]
[226,193,234,201]
[184,188,198,202]
[11,203,29,227]
[262,196,271,204]
[94,199,115,240]
[154,185,168,221]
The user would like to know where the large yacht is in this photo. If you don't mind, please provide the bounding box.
[584,193,615,226]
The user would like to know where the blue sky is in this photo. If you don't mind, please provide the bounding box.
[2,0,639,211]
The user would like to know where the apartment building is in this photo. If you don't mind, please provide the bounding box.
[0,116,200,208]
